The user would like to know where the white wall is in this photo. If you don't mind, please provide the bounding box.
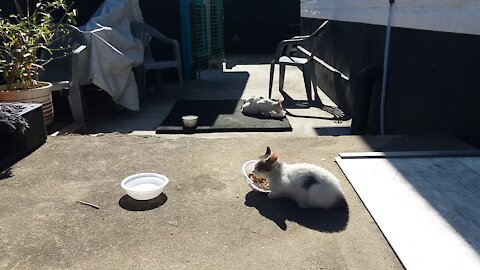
[301,0,480,35]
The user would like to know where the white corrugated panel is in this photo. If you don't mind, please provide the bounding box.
[301,0,480,35]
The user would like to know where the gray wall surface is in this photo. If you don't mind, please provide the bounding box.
[302,18,480,147]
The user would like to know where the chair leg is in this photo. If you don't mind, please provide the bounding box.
[302,64,313,105]
[140,71,146,106]
[67,82,86,123]
[176,66,184,92]
[268,62,275,99]
[155,70,163,92]
[133,65,146,106]
[310,63,320,103]
[279,64,286,92]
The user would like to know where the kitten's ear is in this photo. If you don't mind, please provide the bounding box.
[264,147,272,156]
[267,152,279,162]
[278,100,283,107]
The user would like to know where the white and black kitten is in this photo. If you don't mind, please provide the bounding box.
[253,147,344,209]
[241,96,285,118]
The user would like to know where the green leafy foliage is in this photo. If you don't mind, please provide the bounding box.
[0,0,77,90]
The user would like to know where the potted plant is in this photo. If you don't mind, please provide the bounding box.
[0,0,77,125]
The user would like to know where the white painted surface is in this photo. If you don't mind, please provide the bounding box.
[301,0,480,35]
[336,155,480,270]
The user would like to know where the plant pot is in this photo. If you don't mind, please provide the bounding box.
[0,82,54,125]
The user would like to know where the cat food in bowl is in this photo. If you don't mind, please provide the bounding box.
[121,173,169,200]
[182,115,198,128]
[242,160,270,193]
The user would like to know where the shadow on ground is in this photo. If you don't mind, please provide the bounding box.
[83,68,251,134]
[314,127,351,136]
[119,193,168,211]
[244,191,349,232]
[0,168,12,181]
[280,90,350,121]
[224,55,272,69]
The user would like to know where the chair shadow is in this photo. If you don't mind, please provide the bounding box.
[244,191,349,232]
[0,168,12,181]
[224,55,273,69]
[280,90,350,121]
[119,193,167,211]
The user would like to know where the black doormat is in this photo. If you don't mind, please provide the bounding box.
[156,99,292,134]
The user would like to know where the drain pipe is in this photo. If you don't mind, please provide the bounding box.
[380,0,395,135]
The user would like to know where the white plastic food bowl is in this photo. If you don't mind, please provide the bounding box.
[182,115,198,128]
[121,173,169,200]
[241,160,270,193]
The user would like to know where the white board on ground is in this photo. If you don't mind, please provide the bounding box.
[336,155,480,270]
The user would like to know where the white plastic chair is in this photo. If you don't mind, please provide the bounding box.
[39,25,88,124]
[130,21,183,104]
[268,20,329,105]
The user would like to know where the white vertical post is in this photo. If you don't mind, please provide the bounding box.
[380,0,394,135]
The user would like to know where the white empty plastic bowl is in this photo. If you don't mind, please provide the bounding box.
[121,173,169,200]
[182,115,198,127]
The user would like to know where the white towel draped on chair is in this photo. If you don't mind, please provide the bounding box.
[79,0,144,111]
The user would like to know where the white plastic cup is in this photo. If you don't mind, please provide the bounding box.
[182,115,198,128]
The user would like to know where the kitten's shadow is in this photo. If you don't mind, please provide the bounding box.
[244,191,349,232]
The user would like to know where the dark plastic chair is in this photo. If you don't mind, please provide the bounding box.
[268,20,329,105]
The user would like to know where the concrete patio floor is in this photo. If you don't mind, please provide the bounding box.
[2,56,476,269]
[1,134,475,269]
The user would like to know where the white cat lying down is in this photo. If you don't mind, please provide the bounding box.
[241,96,286,118]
